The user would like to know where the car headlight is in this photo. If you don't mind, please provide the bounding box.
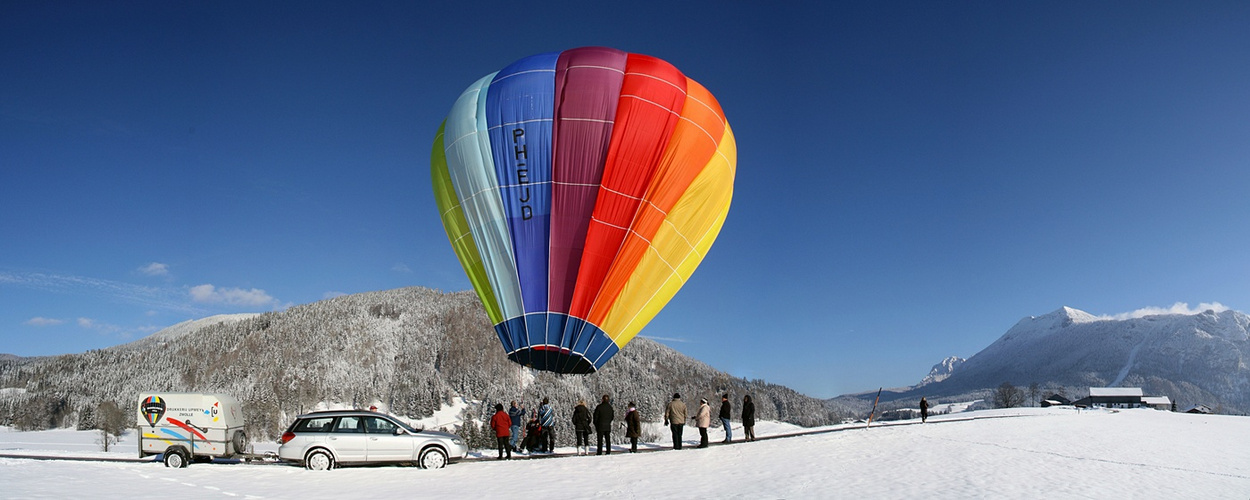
[452,438,464,445]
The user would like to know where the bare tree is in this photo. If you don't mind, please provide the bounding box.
[993,382,1025,408]
[96,401,127,452]
[1027,382,1040,407]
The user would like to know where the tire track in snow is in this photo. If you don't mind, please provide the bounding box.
[130,466,264,498]
[917,434,1250,480]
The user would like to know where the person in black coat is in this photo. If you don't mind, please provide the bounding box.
[572,400,592,455]
[741,394,756,442]
[593,394,614,455]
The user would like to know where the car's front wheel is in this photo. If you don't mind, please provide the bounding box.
[304,449,334,471]
[418,447,447,469]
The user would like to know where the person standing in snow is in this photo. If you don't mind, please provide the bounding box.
[719,393,733,443]
[538,397,556,453]
[593,394,615,455]
[742,394,756,442]
[920,397,929,423]
[489,403,512,460]
[508,400,525,452]
[694,398,711,448]
[624,401,642,453]
[664,393,688,450]
[572,400,592,455]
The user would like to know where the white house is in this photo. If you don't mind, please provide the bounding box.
[1141,396,1171,410]
[1072,387,1174,410]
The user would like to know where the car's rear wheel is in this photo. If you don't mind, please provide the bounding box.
[418,447,447,469]
[305,449,334,471]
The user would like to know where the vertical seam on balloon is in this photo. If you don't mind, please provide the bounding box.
[610,213,713,346]
[444,128,523,329]
[585,77,690,321]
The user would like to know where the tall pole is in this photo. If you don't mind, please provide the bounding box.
[866,387,882,428]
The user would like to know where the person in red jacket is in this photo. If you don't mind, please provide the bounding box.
[489,403,512,460]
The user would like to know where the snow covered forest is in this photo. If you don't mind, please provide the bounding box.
[0,287,841,445]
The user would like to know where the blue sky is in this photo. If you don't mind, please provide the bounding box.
[3,2,1249,397]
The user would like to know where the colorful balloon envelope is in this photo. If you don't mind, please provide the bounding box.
[431,47,736,374]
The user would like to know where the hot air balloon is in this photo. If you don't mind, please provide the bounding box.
[431,46,735,374]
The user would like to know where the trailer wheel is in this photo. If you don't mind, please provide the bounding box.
[163,447,189,468]
[418,447,447,469]
[231,430,248,455]
[305,449,334,471]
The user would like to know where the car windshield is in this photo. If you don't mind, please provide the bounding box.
[390,417,421,434]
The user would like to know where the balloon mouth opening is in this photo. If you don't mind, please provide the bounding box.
[495,314,620,374]
[509,347,596,374]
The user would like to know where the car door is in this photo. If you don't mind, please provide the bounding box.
[327,416,368,463]
[363,416,414,462]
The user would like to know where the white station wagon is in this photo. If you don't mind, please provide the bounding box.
[278,410,467,470]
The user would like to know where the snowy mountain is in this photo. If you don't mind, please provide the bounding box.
[883,306,1250,413]
[123,313,259,348]
[0,287,839,442]
[916,355,965,387]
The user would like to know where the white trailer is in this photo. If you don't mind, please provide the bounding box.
[136,392,249,467]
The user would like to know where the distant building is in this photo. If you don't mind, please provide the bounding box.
[1040,393,1072,407]
[1185,404,1213,414]
[1141,396,1171,410]
[1071,387,1171,410]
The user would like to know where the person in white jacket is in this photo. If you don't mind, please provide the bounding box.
[693,398,711,448]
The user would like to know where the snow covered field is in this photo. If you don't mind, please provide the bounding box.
[2,407,1247,498]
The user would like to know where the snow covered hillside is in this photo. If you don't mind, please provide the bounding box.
[0,287,838,441]
[2,407,1247,498]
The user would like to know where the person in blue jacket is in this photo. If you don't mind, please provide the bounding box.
[538,397,556,453]
[508,400,526,452]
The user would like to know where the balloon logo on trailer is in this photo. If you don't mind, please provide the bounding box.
[431,46,736,374]
[141,395,165,428]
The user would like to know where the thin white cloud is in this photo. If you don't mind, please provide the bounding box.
[392,263,412,273]
[189,284,278,307]
[0,270,204,314]
[24,317,65,327]
[138,262,169,277]
[1105,302,1231,321]
[76,317,122,334]
[638,335,693,343]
